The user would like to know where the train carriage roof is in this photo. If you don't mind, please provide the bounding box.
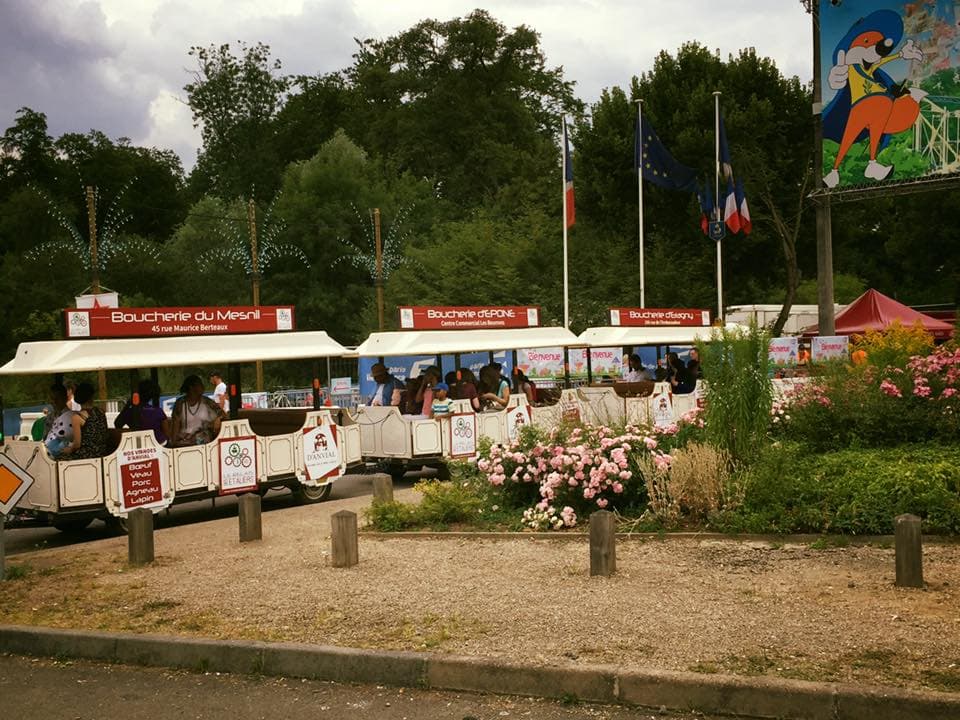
[0,331,350,375]
[577,324,745,347]
[355,327,581,357]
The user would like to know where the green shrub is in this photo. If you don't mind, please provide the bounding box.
[723,443,960,535]
[364,501,419,532]
[414,479,483,526]
[698,322,772,464]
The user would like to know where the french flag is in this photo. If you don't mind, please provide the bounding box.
[736,180,751,235]
[723,176,741,234]
[563,119,575,228]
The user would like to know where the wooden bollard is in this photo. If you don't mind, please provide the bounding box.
[331,510,359,568]
[589,509,616,577]
[238,493,262,543]
[0,513,6,581]
[895,513,923,588]
[371,473,394,504]
[127,508,154,566]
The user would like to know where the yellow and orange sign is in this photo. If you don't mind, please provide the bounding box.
[0,454,34,514]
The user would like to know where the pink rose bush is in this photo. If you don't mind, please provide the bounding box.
[475,424,673,529]
[770,345,960,448]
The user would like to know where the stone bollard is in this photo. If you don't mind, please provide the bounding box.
[127,508,155,566]
[238,493,262,543]
[589,509,616,577]
[331,510,359,568]
[0,513,6,581]
[895,513,923,588]
[371,473,394,504]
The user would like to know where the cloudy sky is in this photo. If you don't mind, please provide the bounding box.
[2,0,812,169]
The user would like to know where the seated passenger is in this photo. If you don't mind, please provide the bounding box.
[429,383,453,418]
[42,383,74,458]
[61,382,109,460]
[479,364,510,410]
[415,366,441,415]
[623,354,652,382]
[515,369,537,405]
[455,368,481,411]
[402,376,424,415]
[115,379,170,445]
[667,352,695,394]
[170,375,226,447]
[369,363,403,406]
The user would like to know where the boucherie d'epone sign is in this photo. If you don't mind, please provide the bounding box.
[64,306,295,338]
[399,306,540,330]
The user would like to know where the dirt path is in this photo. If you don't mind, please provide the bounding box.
[1,491,958,694]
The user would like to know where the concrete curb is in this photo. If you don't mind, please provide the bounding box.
[2,625,959,719]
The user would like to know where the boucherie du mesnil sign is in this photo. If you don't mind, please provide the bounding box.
[399,306,540,330]
[609,308,711,327]
[64,306,295,338]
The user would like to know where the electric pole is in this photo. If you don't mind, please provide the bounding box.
[374,208,384,331]
[86,186,108,402]
[248,198,264,391]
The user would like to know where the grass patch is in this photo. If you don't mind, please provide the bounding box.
[2,563,31,580]
[809,536,850,551]
[921,668,960,693]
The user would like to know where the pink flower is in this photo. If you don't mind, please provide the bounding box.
[596,498,609,508]
[880,379,902,398]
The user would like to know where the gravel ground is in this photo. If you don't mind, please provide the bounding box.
[2,488,959,694]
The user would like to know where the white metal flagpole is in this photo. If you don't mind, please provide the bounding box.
[562,118,570,329]
[637,100,645,308]
[714,91,724,324]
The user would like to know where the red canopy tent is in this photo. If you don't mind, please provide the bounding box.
[801,289,954,340]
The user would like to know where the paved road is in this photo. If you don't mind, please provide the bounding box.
[0,654,735,720]
[4,471,422,556]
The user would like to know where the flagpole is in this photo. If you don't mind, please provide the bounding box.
[636,100,645,308]
[713,91,724,324]
[562,118,570,329]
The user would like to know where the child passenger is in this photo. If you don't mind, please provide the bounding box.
[429,383,453,418]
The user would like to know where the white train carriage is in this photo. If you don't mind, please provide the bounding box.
[352,326,581,478]
[0,331,361,531]
[574,325,729,428]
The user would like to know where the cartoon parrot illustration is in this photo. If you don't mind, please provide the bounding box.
[822,9,927,188]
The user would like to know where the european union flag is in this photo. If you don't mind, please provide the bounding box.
[634,115,697,192]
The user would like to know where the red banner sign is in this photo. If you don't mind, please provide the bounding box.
[64,306,295,338]
[118,448,165,512]
[608,308,711,327]
[398,306,540,330]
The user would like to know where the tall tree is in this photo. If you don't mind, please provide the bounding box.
[185,42,290,201]
[344,9,583,210]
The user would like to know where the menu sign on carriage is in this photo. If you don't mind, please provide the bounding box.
[449,412,478,458]
[506,405,532,442]
[303,423,340,482]
[651,391,675,430]
[398,306,540,330]
[218,436,259,495]
[609,308,711,327]
[117,447,166,513]
[64,305,295,338]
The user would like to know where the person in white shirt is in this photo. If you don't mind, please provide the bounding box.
[209,372,228,411]
[623,354,652,382]
[65,380,82,411]
[171,375,226,446]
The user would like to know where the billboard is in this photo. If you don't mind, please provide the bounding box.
[609,308,711,327]
[820,1,960,190]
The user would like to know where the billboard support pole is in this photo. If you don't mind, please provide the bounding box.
[811,0,836,335]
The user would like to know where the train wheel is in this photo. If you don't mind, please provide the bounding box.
[104,515,129,535]
[291,482,333,504]
[52,517,93,534]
